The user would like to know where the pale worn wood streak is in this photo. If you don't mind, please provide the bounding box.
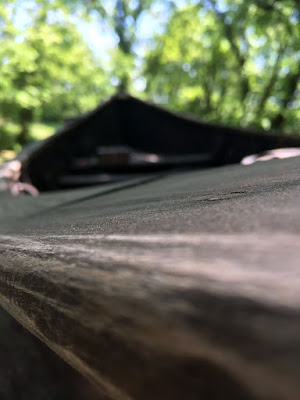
[0,306,102,400]
[0,157,300,400]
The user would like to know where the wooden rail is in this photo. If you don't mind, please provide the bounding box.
[0,157,300,400]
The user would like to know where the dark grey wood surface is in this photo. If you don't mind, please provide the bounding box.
[0,307,102,400]
[18,94,300,191]
[0,157,300,400]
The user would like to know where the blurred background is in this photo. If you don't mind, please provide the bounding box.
[0,0,299,162]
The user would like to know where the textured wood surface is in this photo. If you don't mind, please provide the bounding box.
[0,157,300,400]
[0,307,102,400]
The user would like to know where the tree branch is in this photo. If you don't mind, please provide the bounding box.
[256,45,286,119]
[271,64,300,130]
[208,0,250,101]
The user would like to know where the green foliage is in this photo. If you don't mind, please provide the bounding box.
[29,122,60,141]
[1,0,300,153]
[0,0,112,149]
[62,0,156,89]
[0,150,16,163]
[0,119,20,151]
[144,1,300,133]
[63,0,154,52]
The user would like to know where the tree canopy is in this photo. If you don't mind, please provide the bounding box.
[0,0,112,150]
[0,0,299,152]
[145,1,300,132]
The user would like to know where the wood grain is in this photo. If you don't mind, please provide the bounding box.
[0,157,300,400]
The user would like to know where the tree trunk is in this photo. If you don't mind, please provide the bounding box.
[18,108,33,146]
